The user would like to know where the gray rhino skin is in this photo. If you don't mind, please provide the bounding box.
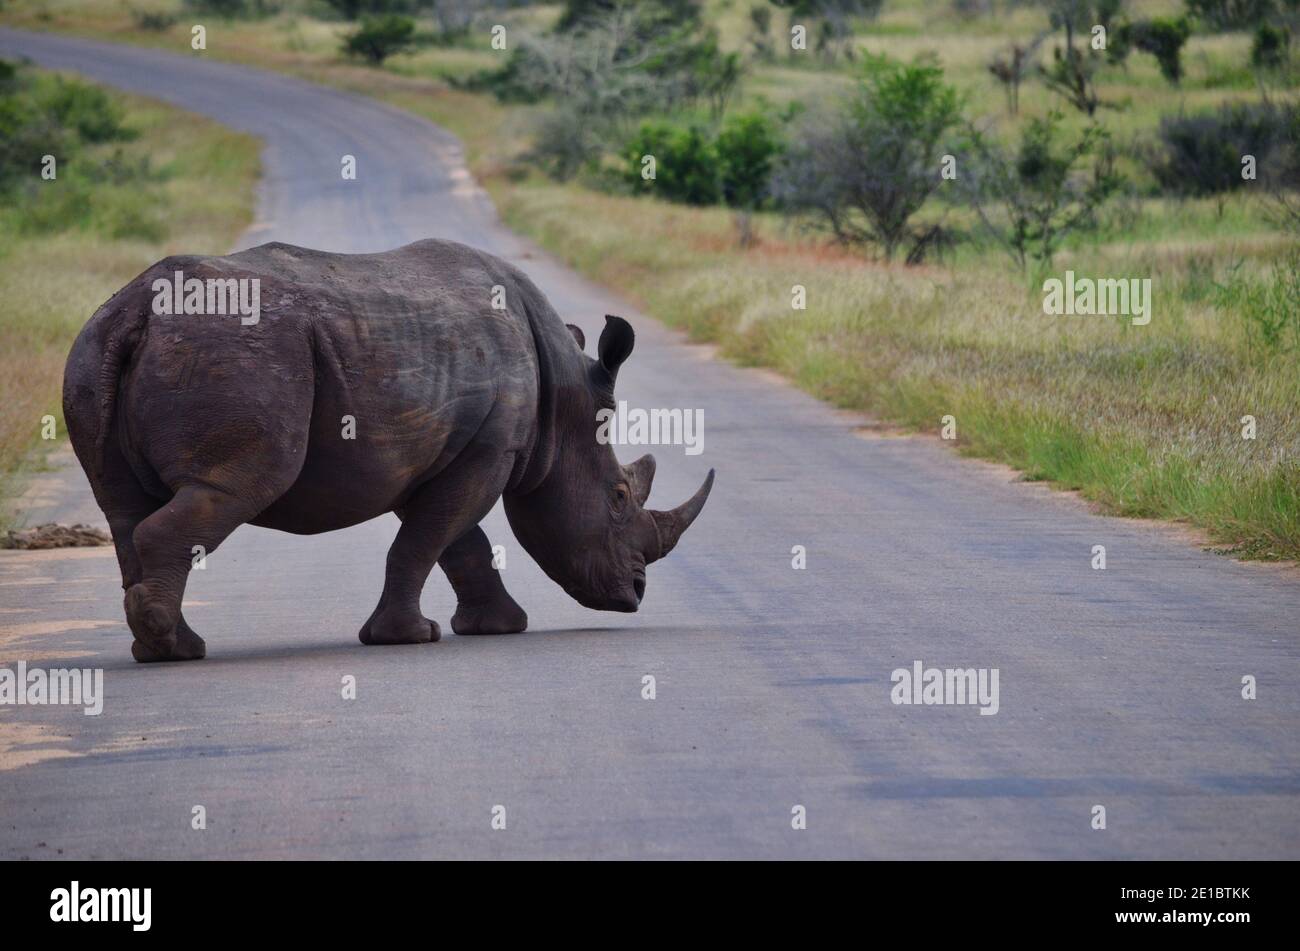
[62,239,714,662]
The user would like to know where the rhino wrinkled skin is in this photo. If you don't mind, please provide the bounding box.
[62,239,714,662]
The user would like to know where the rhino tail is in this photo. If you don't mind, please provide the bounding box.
[63,293,149,482]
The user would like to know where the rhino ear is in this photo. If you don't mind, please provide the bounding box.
[565,323,586,351]
[594,315,634,391]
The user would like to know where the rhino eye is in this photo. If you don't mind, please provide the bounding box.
[613,484,630,509]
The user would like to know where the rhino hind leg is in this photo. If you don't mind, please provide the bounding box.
[441,526,528,636]
[84,432,209,663]
[123,483,259,662]
[110,508,207,663]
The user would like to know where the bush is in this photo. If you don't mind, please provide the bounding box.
[341,14,416,64]
[322,0,412,21]
[182,0,259,16]
[557,0,701,33]
[1214,250,1300,354]
[130,8,179,30]
[1183,0,1278,30]
[962,112,1121,268]
[38,77,130,144]
[715,112,781,209]
[0,62,164,240]
[1252,23,1291,68]
[771,56,963,261]
[1122,17,1193,84]
[642,29,742,119]
[1258,101,1300,230]
[623,121,719,204]
[1037,0,1127,115]
[1152,103,1289,201]
[475,8,740,117]
[0,65,132,193]
[525,106,603,182]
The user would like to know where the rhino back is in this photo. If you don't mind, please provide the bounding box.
[116,240,550,528]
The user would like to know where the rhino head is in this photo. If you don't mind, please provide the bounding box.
[504,315,714,612]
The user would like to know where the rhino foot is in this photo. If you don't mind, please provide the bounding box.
[358,608,441,646]
[130,617,207,663]
[125,581,176,644]
[451,598,528,636]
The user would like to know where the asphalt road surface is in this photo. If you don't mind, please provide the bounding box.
[1,28,1298,860]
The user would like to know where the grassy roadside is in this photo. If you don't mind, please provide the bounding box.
[0,67,258,527]
[1,2,1296,560]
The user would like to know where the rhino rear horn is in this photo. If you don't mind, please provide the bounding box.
[625,454,656,506]
[649,469,714,562]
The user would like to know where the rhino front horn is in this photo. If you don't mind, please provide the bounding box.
[649,469,715,562]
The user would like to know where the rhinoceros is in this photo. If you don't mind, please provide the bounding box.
[62,239,714,663]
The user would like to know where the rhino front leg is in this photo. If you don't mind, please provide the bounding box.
[359,459,509,646]
[441,526,528,635]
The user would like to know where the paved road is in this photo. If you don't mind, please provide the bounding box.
[1,28,1298,859]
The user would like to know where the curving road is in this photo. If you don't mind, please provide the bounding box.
[1,28,1298,859]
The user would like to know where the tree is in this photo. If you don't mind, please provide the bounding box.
[341,14,417,64]
[772,57,963,261]
[1252,23,1292,69]
[1037,0,1125,116]
[623,121,719,204]
[988,33,1048,114]
[557,0,702,33]
[771,1,882,62]
[961,113,1122,269]
[748,5,775,60]
[1184,0,1278,31]
[1120,17,1193,85]
[1152,102,1289,216]
[716,111,782,208]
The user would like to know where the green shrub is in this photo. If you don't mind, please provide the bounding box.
[183,0,250,16]
[1183,0,1277,31]
[0,61,167,240]
[129,8,178,31]
[474,9,739,118]
[623,121,719,205]
[714,112,780,209]
[557,0,702,33]
[38,77,131,144]
[1251,23,1291,69]
[1153,103,1289,200]
[341,14,417,64]
[0,64,132,193]
[1214,250,1300,354]
[962,112,1121,268]
[772,56,963,260]
[525,105,603,182]
[322,0,412,21]
[1122,17,1193,84]
[181,0,281,16]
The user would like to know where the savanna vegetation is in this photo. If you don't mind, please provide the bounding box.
[1,0,1297,558]
[0,58,257,524]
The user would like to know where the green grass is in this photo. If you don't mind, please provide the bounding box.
[0,70,258,526]
[1,0,1296,560]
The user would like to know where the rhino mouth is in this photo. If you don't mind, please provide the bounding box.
[565,581,641,613]
[632,569,646,604]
